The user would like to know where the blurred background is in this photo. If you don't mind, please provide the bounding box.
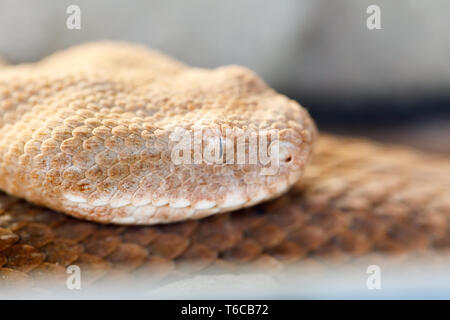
[0,0,449,153]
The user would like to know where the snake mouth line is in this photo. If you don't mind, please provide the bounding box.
[60,172,297,225]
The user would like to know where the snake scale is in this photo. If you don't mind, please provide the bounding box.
[0,43,449,289]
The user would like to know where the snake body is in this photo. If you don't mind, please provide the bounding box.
[0,135,448,288]
[0,42,316,225]
[1,42,449,290]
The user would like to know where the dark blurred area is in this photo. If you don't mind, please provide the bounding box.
[292,93,450,154]
[0,0,449,153]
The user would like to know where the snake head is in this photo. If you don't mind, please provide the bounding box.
[0,42,317,224]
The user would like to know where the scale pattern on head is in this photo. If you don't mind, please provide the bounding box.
[0,42,316,224]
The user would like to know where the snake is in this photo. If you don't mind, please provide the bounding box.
[0,42,316,225]
[0,135,448,288]
[0,42,449,289]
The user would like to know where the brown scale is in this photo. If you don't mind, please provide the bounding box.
[0,135,449,288]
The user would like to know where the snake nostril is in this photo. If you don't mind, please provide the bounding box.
[278,143,293,164]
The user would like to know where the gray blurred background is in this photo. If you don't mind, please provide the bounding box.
[1,0,449,152]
